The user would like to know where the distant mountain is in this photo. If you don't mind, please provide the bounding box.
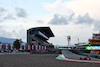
[54,44,66,47]
[54,44,75,47]
[0,37,26,45]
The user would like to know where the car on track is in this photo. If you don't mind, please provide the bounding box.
[80,56,91,60]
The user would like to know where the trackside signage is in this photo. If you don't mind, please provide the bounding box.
[86,46,100,50]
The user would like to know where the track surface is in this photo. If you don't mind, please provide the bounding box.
[0,54,100,67]
[62,49,100,61]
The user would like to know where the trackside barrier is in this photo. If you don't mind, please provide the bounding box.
[0,44,47,52]
[11,45,13,50]
[24,46,26,50]
[42,46,43,50]
[28,45,30,50]
[0,44,2,49]
[44,46,46,50]
[32,45,34,50]
[6,44,8,49]
[39,46,41,50]
[36,45,38,50]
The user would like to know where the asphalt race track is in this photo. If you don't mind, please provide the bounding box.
[0,54,100,67]
[62,49,100,61]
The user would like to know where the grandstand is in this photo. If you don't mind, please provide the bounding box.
[27,27,54,47]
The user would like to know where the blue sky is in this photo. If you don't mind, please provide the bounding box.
[0,0,100,46]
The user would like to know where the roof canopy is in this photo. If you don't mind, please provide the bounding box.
[28,27,55,37]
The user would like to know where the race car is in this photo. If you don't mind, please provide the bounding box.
[80,56,91,60]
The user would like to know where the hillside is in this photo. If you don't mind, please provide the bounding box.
[0,37,26,45]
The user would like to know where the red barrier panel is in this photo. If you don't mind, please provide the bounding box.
[0,44,2,49]
[13,45,15,49]
[3,45,5,49]
[38,46,39,49]
[8,45,10,49]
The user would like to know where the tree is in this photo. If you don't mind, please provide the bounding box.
[13,39,21,49]
[19,39,22,44]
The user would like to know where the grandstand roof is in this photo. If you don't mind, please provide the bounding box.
[27,27,55,37]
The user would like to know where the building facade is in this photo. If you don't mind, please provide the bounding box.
[75,33,100,54]
[89,34,100,46]
[88,33,100,54]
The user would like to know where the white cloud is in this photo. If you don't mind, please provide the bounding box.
[44,0,100,29]
[44,0,74,16]
[76,13,94,24]
[16,7,27,18]
[0,7,6,13]
[44,0,100,23]
[3,14,16,20]
[48,14,68,25]
[0,7,28,23]
[36,20,44,23]
[65,0,100,20]
[93,20,100,31]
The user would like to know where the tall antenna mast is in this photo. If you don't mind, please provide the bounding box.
[78,38,79,44]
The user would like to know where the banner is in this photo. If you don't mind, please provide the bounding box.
[13,45,15,49]
[6,44,8,49]
[36,45,38,50]
[11,45,13,50]
[44,46,46,50]
[42,46,43,50]
[86,46,100,50]
[0,44,2,49]
[38,46,39,49]
[39,46,41,50]
[8,45,10,49]
[20,46,22,50]
[28,45,30,50]
[32,45,34,50]
[24,46,26,50]
[34,46,35,50]
[3,45,5,49]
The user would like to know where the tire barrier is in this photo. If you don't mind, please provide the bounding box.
[0,44,46,52]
